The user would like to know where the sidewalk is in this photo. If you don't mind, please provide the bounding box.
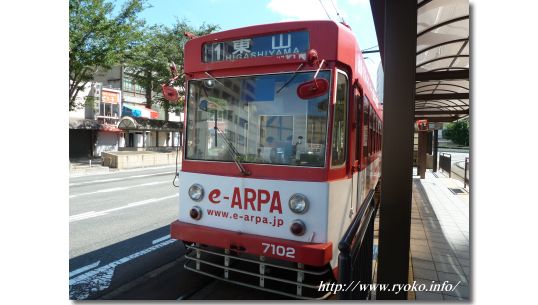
[69,158,181,178]
[69,157,113,176]
[409,170,470,300]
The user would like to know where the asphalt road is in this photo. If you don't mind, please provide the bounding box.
[69,166,185,300]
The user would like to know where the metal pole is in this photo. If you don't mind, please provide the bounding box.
[418,131,427,179]
[433,130,439,172]
[376,0,417,300]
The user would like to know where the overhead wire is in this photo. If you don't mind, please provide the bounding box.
[329,0,345,23]
[317,0,332,20]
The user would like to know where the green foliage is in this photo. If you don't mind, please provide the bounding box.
[69,0,219,119]
[84,95,96,109]
[125,20,219,119]
[69,0,147,110]
[443,119,469,146]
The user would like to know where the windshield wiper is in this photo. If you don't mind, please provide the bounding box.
[214,126,250,176]
[276,63,304,94]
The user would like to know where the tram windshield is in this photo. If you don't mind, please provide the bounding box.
[185,71,331,167]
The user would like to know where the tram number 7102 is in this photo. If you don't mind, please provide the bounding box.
[262,243,296,258]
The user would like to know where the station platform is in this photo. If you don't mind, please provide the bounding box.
[408,170,470,300]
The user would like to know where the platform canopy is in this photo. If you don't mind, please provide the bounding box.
[372,0,469,123]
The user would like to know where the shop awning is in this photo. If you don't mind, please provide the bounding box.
[122,104,159,119]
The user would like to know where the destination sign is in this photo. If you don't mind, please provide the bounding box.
[203,31,309,63]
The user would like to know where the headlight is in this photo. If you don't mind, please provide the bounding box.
[289,193,309,214]
[188,184,204,201]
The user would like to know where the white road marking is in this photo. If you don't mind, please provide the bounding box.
[69,239,176,299]
[69,211,106,222]
[69,171,176,187]
[69,180,170,198]
[69,261,100,278]
[69,194,177,222]
[152,234,171,245]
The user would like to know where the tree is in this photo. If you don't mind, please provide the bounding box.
[125,20,219,121]
[443,119,469,146]
[69,0,147,110]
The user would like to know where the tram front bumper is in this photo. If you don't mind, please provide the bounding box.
[170,220,332,267]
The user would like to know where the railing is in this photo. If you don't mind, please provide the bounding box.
[338,190,378,300]
[464,157,469,188]
[439,153,452,178]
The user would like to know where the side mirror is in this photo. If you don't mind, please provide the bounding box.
[297,78,329,99]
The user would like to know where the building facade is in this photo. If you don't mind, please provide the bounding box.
[69,65,183,159]
[69,82,124,158]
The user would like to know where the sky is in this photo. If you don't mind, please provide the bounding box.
[118,0,382,88]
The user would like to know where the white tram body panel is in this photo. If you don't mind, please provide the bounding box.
[178,171,329,243]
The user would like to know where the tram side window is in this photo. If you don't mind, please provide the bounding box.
[379,122,383,150]
[374,117,378,152]
[355,93,362,161]
[372,116,376,153]
[375,118,378,152]
[368,111,373,156]
[377,121,380,152]
[331,72,348,166]
[362,97,369,159]
[372,117,376,153]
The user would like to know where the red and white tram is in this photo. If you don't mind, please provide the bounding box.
[170,20,382,299]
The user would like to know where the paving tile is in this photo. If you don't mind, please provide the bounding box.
[454,250,470,259]
[462,266,471,277]
[431,254,460,265]
[411,232,427,239]
[450,241,470,249]
[410,244,430,253]
[450,244,469,253]
[443,294,466,301]
[410,238,428,245]
[411,251,434,262]
[411,234,428,241]
[415,291,443,300]
[437,271,468,285]
[423,228,444,235]
[411,228,426,234]
[458,258,470,267]
[413,267,438,281]
[434,261,464,275]
[412,258,436,271]
[428,236,451,244]
[428,241,453,250]
[446,236,468,245]
[430,247,455,257]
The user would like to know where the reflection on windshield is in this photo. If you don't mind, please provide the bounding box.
[186,71,330,167]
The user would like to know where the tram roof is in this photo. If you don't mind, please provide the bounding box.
[370,0,469,123]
